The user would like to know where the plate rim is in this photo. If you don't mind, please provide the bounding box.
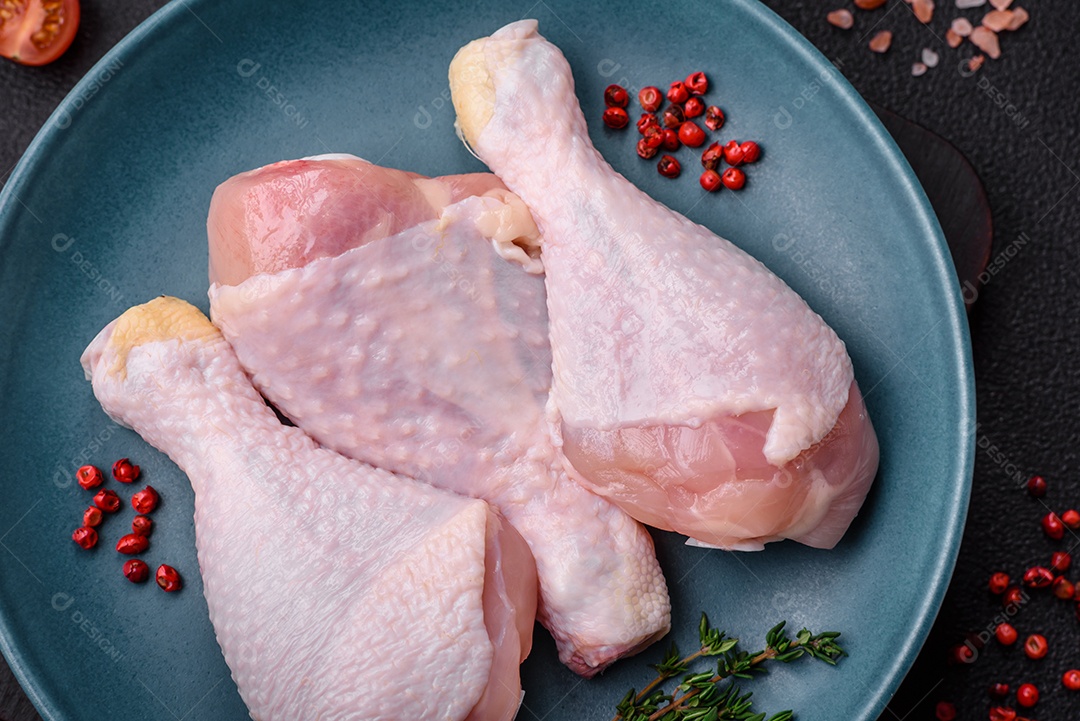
[0,4,197,717]
[735,3,975,716]
[0,0,975,719]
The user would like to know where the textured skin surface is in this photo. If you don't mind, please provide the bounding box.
[449,21,880,550]
[80,298,537,721]
[208,157,670,675]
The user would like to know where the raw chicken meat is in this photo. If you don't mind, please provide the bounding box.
[207,157,539,286]
[207,155,670,676]
[81,296,537,721]
[449,21,880,550]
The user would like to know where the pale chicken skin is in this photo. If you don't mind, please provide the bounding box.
[450,21,880,550]
[207,156,670,676]
[82,297,537,721]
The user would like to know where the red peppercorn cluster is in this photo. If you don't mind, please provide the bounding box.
[70,462,181,593]
[938,474,1080,718]
[601,73,763,192]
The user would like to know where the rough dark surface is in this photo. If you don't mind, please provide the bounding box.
[2,1,1079,720]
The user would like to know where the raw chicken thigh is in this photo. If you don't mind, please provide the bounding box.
[207,156,670,676]
[450,21,880,550]
[82,297,537,721]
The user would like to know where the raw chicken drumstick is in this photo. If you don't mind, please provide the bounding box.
[82,297,537,721]
[207,155,670,676]
[450,21,880,550]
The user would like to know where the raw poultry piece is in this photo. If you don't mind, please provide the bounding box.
[449,21,880,551]
[81,296,537,721]
[207,155,670,676]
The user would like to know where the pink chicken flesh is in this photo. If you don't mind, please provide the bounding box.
[449,21,880,550]
[207,155,671,675]
[81,297,536,721]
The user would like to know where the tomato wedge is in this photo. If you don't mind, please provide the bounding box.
[0,0,80,66]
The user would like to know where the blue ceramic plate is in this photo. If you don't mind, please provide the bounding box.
[0,1,973,719]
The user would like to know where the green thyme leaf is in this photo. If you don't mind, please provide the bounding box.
[611,616,846,721]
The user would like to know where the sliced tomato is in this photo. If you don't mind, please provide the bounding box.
[0,0,80,66]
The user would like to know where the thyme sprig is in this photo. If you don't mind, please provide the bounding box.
[612,614,847,721]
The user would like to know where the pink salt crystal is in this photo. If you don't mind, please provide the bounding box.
[955,0,986,8]
[912,62,929,76]
[970,26,1001,58]
[827,8,855,29]
[922,48,940,67]
[952,17,974,35]
[1006,6,1029,30]
[946,28,963,47]
[989,0,1012,9]
[912,0,934,23]
[968,54,986,72]
[869,30,893,52]
[983,9,1014,31]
